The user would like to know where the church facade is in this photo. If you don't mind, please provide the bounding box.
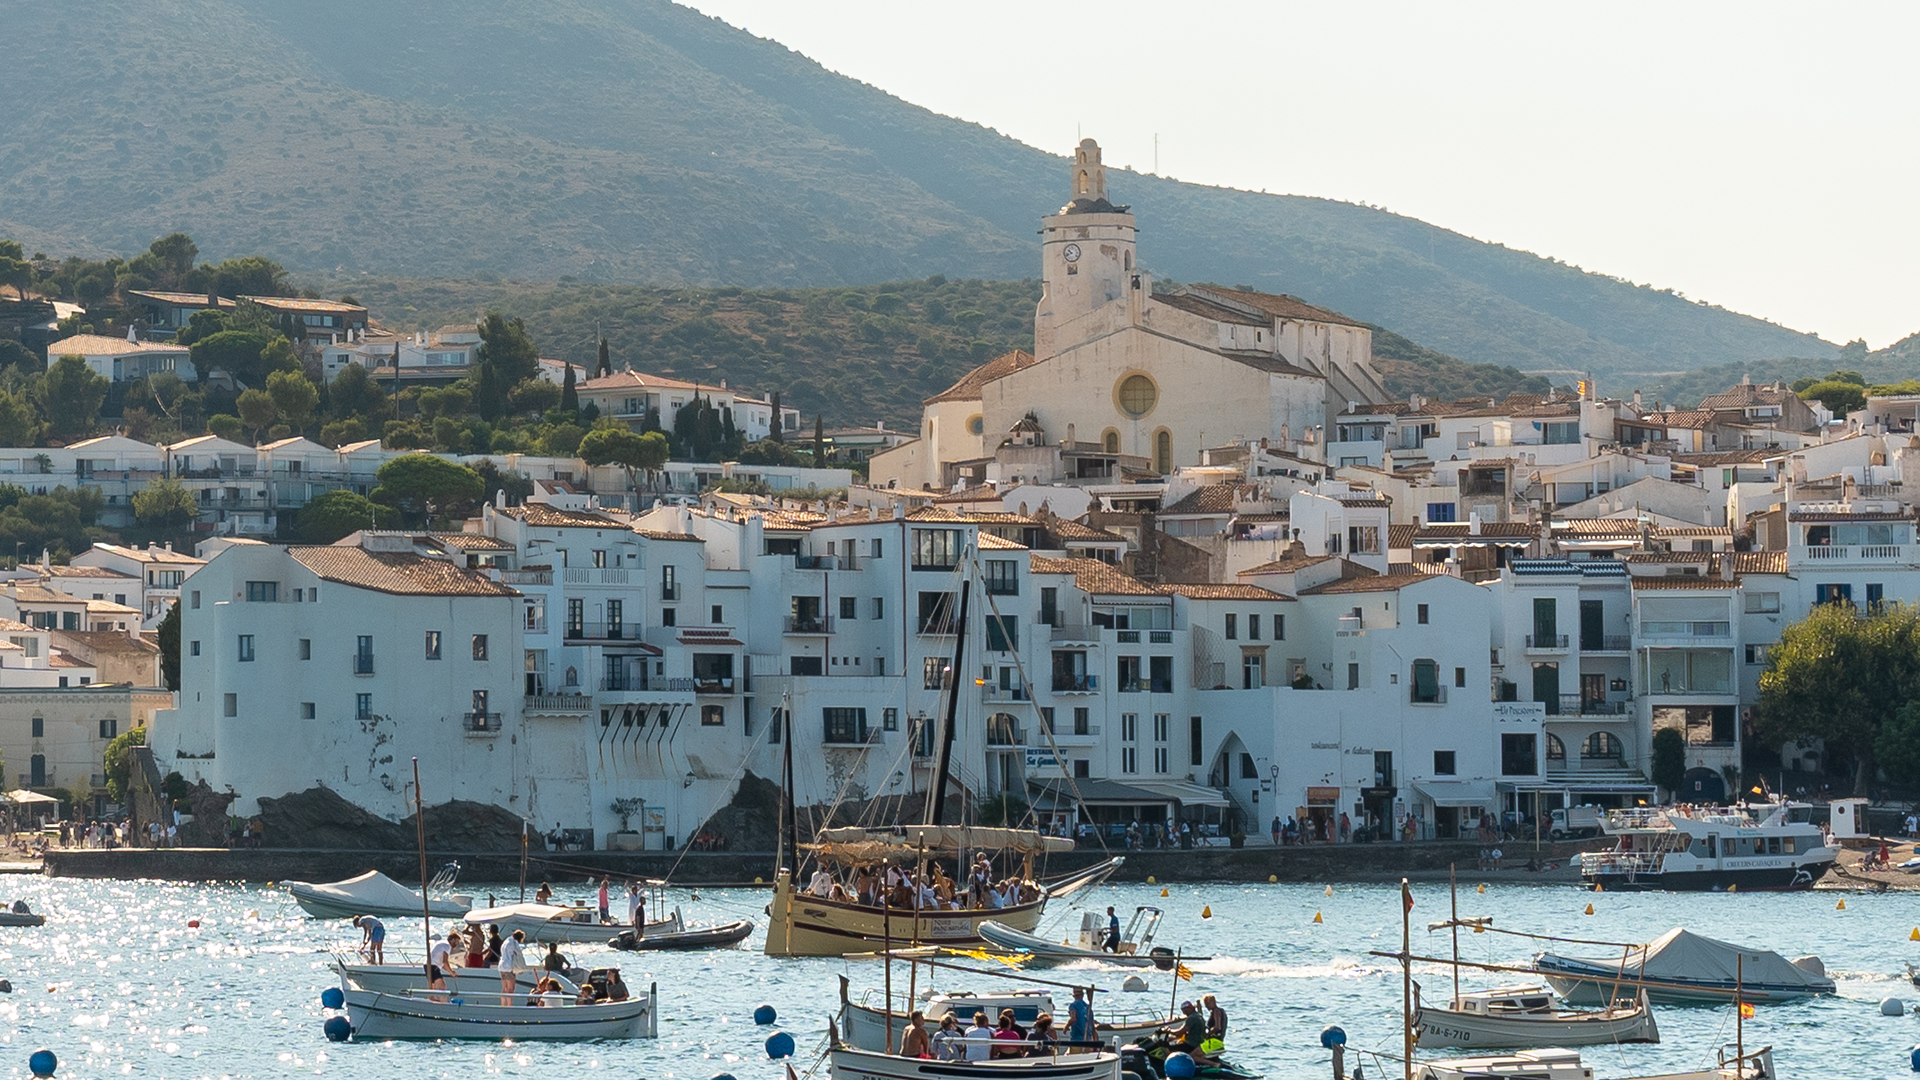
[871,139,1388,491]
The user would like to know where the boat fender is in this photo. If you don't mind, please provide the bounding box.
[753,1004,777,1025]
[1164,1051,1197,1078]
[28,1049,55,1078]
[0,979,12,993]
[1882,997,1905,1016]
[1320,1025,1347,1048]
[322,1016,352,1042]
[714,1073,739,1080]
[320,987,345,1010]
[764,1031,796,1059]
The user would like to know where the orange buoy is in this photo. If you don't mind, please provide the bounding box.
[1583,903,1594,916]
[1312,911,1323,924]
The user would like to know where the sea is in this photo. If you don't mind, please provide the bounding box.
[0,876,1912,1079]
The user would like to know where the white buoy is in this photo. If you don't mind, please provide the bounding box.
[1883,997,1906,1016]
[1122,975,1148,992]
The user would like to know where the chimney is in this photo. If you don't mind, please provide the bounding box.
[495,489,507,508]
[1468,511,1482,536]
[1742,373,1752,386]
[893,501,905,521]
[1065,423,1075,446]
[126,323,138,343]
[1719,555,1736,582]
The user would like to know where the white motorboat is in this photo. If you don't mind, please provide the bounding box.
[340,974,657,1040]
[1413,985,1657,1049]
[1414,1048,1594,1079]
[1581,801,1835,892]
[286,868,471,920]
[835,975,1172,1053]
[334,953,578,997]
[977,908,1176,969]
[828,1042,1120,1080]
[1535,928,1833,1005]
[464,901,683,944]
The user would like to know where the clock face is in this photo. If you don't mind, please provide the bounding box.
[1062,243,1081,263]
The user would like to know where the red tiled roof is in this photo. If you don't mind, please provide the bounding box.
[925,351,1040,404]
[289,547,520,598]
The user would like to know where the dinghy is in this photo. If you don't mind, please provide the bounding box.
[977,907,1177,969]
[286,868,471,920]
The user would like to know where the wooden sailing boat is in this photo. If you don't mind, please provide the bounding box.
[765,575,1121,957]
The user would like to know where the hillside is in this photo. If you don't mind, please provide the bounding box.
[1,0,1837,384]
[330,275,1548,427]
[1648,334,1920,410]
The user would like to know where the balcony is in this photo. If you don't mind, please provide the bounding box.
[353,655,375,676]
[1555,695,1631,716]
[1525,633,1570,651]
[1410,684,1449,705]
[1149,630,1173,644]
[918,618,956,636]
[660,584,680,602]
[1052,674,1099,694]
[796,554,857,571]
[980,684,1030,703]
[524,692,592,715]
[1336,615,1364,637]
[564,621,643,641]
[693,677,736,695]
[1581,635,1631,652]
[1116,630,1140,643]
[783,615,834,635]
[563,567,632,585]
[523,616,547,633]
[1051,625,1100,645]
[463,712,503,735]
[985,721,1025,747]
[500,569,552,586]
[1802,544,1905,561]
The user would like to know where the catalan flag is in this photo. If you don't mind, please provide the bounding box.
[1175,963,1194,981]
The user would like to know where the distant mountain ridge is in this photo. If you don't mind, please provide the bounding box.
[1,0,1839,385]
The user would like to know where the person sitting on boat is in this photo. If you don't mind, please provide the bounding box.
[964,1012,994,1061]
[1028,1013,1059,1057]
[543,941,569,973]
[535,881,554,904]
[575,982,599,1006]
[353,915,386,964]
[931,1015,964,1060]
[604,969,630,1002]
[991,1009,1026,1057]
[901,1010,932,1058]
[1164,1001,1212,1065]
[1201,993,1227,1053]
[829,882,851,902]
[932,865,956,904]
[969,857,993,906]
[538,976,568,1007]
[1065,987,1092,1046]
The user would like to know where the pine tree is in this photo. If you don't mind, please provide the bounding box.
[596,337,611,377]
[561,362,579,414]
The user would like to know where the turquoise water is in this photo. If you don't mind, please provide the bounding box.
[0,877,1912,1078]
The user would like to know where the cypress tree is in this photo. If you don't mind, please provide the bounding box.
[561,362,578,414]
[813,414,826,466]
[596,336,611,376]
[768,390,784,442]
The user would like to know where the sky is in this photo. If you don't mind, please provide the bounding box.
[686,1,1919,350]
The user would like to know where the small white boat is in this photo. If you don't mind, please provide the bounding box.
[464,901,683,944]
[286,869,471,920]
[828,1042,1119,1080]
[1414,1047,1593,1079]
[1413,985,1657,1049]
[835,975,1171,1052]
[1536,928,1833,1005]
[977,908,1176,969]
[341,978,657,1040]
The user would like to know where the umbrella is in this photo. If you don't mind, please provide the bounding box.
[5,790,60,805]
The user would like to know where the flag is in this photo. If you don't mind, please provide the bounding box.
[1175,963,1193,981]
[1402,881,1415,914]
[1738,1003,1755,1019]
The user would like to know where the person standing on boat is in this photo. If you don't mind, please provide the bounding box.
[807,865,835,897]
[496,929,527,1006]
[1065,987,1092,1045]
[598,876,611,922]
[1104,906,1121,952]
[901,1010,932,1058]
[353,915,386,964]
[626,880,646,934]
[464,925,487,969]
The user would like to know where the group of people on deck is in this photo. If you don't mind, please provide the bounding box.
[351,914,630,1007]
[894,987,1227,1063]
[805,855,1038,910]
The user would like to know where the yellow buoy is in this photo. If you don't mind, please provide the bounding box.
[1312,911,1323,924]
[754,876,764,884]
[1836,898,1846,910]
[1268,874,1278,884]
[1201,905,1212,919]
[1146,875,1157,885]
[1593,882,1603,892]
[1910,927,1919,941]
[1727,883,1738,893]
[1473,924,1485,934]
[1476,883,1486,894]
[1160,887,1169,898]
[1583,903,1595,916]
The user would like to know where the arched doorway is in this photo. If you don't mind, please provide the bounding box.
[1681,767,1727,804]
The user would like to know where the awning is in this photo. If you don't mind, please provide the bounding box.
[1028,778,1175,805]
[1129,780,1232,809]
[1413,780,1497,808]
[5,790,60,805]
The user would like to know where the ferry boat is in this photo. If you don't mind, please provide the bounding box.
[1578,800,1836,892]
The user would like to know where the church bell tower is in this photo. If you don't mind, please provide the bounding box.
[1034,139,1139,361]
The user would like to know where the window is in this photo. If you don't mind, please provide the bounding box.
[425,631,442,660]
[872,597,884,620]
[986,615,1018,652]
[237,634,254,662]
[701,704,726,726]
[1189,716,1203,766]
[1224,614,1237,640]
[300,702,316,720]
[1122,747,1137,774]
[224,693,238,718]
[1349,525,1381,555]
[355,635,373,674]
[567,598,585,635]
[591,549,607,568]
[1582,731,1623,761]
[190,591,200,610]
[824,707,869,744]
[1411,659,1440,703]
[1242,653,1263,689]
[28,755,43,787]
[189,640,200,657]
[355,693,371,720]
[471,634,488,661]
[1240,753,1259,780]
[1073,707,1091,735]
[1502,733,1538,775]
[1152,712,1169,742]
[1433,750,1457,776]
[1745,644,1771,665]
[661,608,676,626]
[918,591,955,634]
[1149,656,1173,693]
[1117,374,1157,418]
[1417,603,1429,625]
[1154,430,1172,474]
[1742,591,1779,613]
[1546,734,1565,761]
[1117,655,1142,692]
[299,638,311,660]
[883,708,899,732]
[871,538,883,559]
[1122,713,1138,741]
[1455,666,1467,687]
[790,656,823,676]
[1542,421,1580,445]
[1274,614,1284,640]
[1868,583,1885,609]
[1153,746,1169,772]
[1426,503,1457,524]
[984,559,1019,595]
[245,581,277,602]
[840,596,857,621]
[923,657,949,689]
[912,529,962,571]
[874,657,886,677]
[1816,583,1852,605]
[293,589,303,602]
[1347,662,1360,690]
[660,564,678,601]
[1249,614,1261,641]
[30,717,42,738]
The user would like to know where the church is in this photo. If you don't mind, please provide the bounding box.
[869,139,1388,492]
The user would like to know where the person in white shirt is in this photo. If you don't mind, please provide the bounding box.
[964,1012,994,1061]
[626,881,646,936]
[808,867,835,897]
[496,929,527,1006]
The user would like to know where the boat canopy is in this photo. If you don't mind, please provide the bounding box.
[295,870,426,911]
[808,825,1073,859]
[1555,927,1832,992]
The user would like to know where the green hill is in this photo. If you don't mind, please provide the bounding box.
[1,0,1837,384]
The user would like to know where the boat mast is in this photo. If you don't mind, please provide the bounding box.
[1449,863,1460,1005]
[777,691,796,878]
[1401,877,1413,1080]
[926,577,972,827]
[413,757,432,978]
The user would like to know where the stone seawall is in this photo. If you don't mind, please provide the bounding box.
[43,839,1591,885]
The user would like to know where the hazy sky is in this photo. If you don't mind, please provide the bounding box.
[686,1,1918,349]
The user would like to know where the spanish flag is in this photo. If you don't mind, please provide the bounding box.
[1738,1003,1755,1020]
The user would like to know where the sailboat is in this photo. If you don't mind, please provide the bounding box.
[765,576,1120,957]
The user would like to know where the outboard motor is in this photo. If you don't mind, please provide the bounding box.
[1119,1043,1154,1080]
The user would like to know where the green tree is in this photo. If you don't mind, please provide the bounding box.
[102,725,148,802]
[560,363,579,415]
[297,488,385,543]
[372,453,484,527]
[595,336,611,377]
[326,362,385,420]
[579,427,669,508]
[131,478,198,532]
[154,603,180,691]
[1757,601,1920,795]
[475,313,539,420]
[236,388,277,442]
[1798,379,1867,417]
[319,417,367,448]
[146,233,199,287]
[173,307,231,348]
[257,334,302,382]
[206,414,244,442]
[37,356,109,437]
[266,369,319,433]
[0,388,43,446]
[508,379,560,416]
[187,329,271,384]
[1650,727,1686,798]
[768,390,783,443]
[813,414,826,465]
[0,339,38,372]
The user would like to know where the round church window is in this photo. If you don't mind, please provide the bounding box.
[966,415,985,436]
[1116,374,1157,419]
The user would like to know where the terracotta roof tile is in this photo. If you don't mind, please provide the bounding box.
[53,630,158,654]
[1698,383,1793,411]
[43,565,135,579]
[1026,556,1161,596]
[1624,551,1713,564]
[290,547,520,598]
[432,533,517,551]
[502,504,625,529]
[1239,549,1340,575]
[1670,449,1775,467]
[977,533,1028,551]
[925,350,1040,404]
[1651,527,1731,539]
[1162,583,1294,601]
[1184,285,1368,329]
[1727,550,1788,574]
[1388,524,1418,550]
[634,529,706,543]
[1161,484,1260,517]
[1630,576,1737,590]
[1298,571,1437,596]
[1552,519,1646,537]
[1645,410,1718,430]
